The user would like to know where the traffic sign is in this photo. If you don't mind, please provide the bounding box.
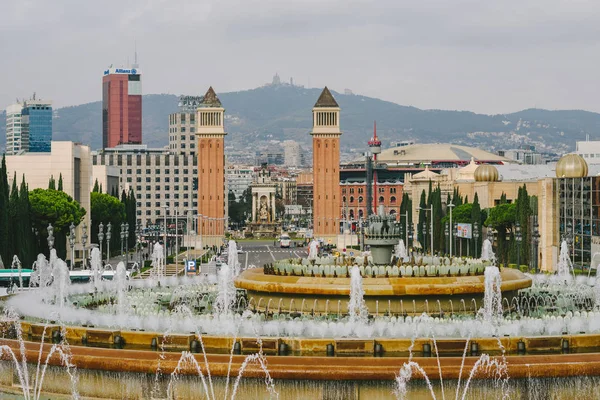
[186,260,197,273]
[350,251,354,256]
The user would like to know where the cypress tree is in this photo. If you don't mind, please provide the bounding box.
[433,186,443,254]
[8,173,19,262]
[471,193,482,258]
[99,183,103,194]
[48,175,56,190]
[19,175,34,267]
[418,190,427,253]
[93,179,99,193]
[127,189,137,248]
[0,155,9,265]
[57,173,63,191]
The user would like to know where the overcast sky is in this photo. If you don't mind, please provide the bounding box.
[2,0,600,114]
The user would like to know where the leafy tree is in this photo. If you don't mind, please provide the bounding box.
[91,191,125,259]
[484,203,517,267]
[29,188,86,259]
[57,173,63,191]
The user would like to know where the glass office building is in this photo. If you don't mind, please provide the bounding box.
[558,176,600,267]
[22,101,52,153]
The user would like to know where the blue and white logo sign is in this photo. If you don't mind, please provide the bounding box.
[186,260,197,273]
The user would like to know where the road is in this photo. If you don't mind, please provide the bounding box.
[199,241,308,275]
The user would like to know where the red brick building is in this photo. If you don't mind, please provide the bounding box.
[340,180,403,222]
[102,67,142,149]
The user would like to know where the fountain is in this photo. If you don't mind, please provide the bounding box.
[228,240,241,276]
[89,247,104,291]
[395,239,408,262]
[307,239,319,261]
[6,209,600,398]
[150,242,165,278]
[365,206,402,265]
[557,240,574,283]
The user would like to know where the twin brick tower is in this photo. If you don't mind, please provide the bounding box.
[196,86,341,244]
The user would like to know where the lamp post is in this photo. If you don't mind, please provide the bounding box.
[447,203,455,258]
[515,221,522,269]
[444,222,449,256]
[408,222,414,256]
[98,222,104,263]
[106,222,112,265]
[418,205,434,254]
[81,223,88,269]
[120,223,126,260]
[69,223,76,270]
[175,209,179,268]
[401,211,409,249]
[47,223,54,252]
[454,222,458,257]
[135,222,142,268]
[473,222,480,259]
[162,204,169,268]
[532,220,540,273]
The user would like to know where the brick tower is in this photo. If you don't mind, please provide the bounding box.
[196,87,226,244]
[311,87,341,243]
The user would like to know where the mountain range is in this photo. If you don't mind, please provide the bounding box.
[2,84,600,155]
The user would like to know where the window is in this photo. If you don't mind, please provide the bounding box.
[390,188,397,194]
[350,188,355,194]
[127,169,132,174]
[146,177,151,183]
[350,196,355,203]
[155,185,160,190]
[146,169,151,174]
[379,187,385,193]
[379,196,385,203]
[136,186,141,191]
[155,202,161,207]
[136,177,141,183]
[155,177,160,182]
[145,186,151,191]
[358,188,364,194]
[155,169,160,174]
[390,196,397,203]
[146,202,151,207]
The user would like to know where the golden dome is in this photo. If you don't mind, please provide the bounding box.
[474,164,499,182]
[556,154,588,178]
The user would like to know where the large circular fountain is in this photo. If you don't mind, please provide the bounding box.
[236,210,531,315]
[2,218,600,399]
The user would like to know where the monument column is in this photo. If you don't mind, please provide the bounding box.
[311,87,341,244]
[196,87,226,246]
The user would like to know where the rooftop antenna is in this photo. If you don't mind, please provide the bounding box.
[133,40,139,68]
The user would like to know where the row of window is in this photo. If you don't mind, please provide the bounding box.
[342,187,398,194]
[123,168,197,175]
[93,154,197,167]
[169,113,196,125]
[343,196,397,204]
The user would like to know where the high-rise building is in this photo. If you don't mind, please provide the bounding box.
[102,66,142,149]
[283,140,302,167]
[168,96,201,157]
[5,97,52,155]
[311,87,341,241]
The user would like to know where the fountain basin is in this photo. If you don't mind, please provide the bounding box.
[235,267,532,314]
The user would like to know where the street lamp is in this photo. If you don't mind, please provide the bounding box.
[532,220,540,273]
[515,221,522,269]
[125,222,130,266]
[444,222,449,256]
[120,223,126,260]
[447,203,455,258]
[454,222,458,257]
[106,222,112,265]
[418,205,434,254]
[47,223,54,252]
[162,204,169,268]
[473,222,480,259]
[135,222,142,268]
[69,223,76,270]
[81,223,88,269]
[98,222,105,262]
[421,222,427,253]
[408,222,414,254]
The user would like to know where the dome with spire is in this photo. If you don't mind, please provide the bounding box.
[474,164,500,182]
[556,154,588,178]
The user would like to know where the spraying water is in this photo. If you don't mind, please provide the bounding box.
[30,253,53,288]
[114,261,129,315]
[89,248,104,292]
[481,239,496,264]
[51,258,71,309]
[482,266,502,323]
[395,239,408,261]
[308,240,319,261]
[150,242,165,278]
[214,263,235,315]
[11,255,23,289]
[228,240,241,276]
[557,240,574,283]
[348,266,368,324]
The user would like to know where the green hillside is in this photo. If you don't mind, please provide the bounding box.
[1,85,599,153]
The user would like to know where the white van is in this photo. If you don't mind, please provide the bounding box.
[279,234,291,248]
